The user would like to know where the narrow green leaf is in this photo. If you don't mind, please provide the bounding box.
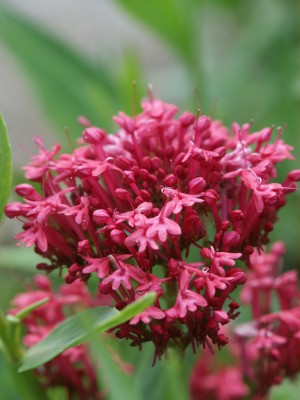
[202,0,297,124]
[91,335,142,400]
[159,349,190,400]
[0,311,23,363]
[0,6,118,140]
[0,115,12,221]
[19,292,155,372]
[114,0,198,65]
[0,355,48,400]
[13,298,50,322]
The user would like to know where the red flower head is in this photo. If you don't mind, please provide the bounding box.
[9,276,101,398]
[6,96,299,361]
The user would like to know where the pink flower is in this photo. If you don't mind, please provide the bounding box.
[200,247,242,275]
[23,137,61,180]
[166,270,207,319]
[125,214,160,252]
[15,225,48,252]
[60,196,90,229]
[82,254,132,279]
[101,258,146,290]
[130,306,165,324]
[146,208,181,242]
[161,187,204,213]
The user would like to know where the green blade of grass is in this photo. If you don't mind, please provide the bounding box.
[19,292,155,372]
[114,0,198,65]
[0,115,12,221]
[0,6,118,140]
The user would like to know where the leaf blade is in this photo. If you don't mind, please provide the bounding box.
[114,0,198,64]
[91,335,142,400]
[0,6,118,140]
[0,115,12,221]
[19,292,155,372]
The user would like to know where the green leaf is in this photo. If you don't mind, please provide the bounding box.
[159,349,190,400]
[201,0,298,124]
[13,298,50,322]
[0,354,48,400]
[0,311,23,363]
[91,335,143,400]
[19,292,155,372]
[0,6,118,141]
[114,0,198,65]
[0,115,12,221]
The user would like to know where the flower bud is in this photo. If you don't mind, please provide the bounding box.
[194,116,210,133]
[213,310,230,324]
[15,184,38,199]
[188,177,206,194]
[93,209,110,224]
[179,111,195,126]
[163,174,177,187]
[115,188,131,200]
[82,127,105,144]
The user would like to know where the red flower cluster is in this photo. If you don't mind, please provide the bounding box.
[191,243,300,399]
[9,276,101,399]
[236,242,300,397]
[5,97,299,361]
[190,347,249,400]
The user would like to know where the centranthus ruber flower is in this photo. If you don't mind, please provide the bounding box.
[9,276,102,399]
[5,94,300,362]
[191,243,300,399]
[190,346,249,400]
[234,242,300,398]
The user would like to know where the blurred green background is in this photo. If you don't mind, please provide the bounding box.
[0,0,300,398]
